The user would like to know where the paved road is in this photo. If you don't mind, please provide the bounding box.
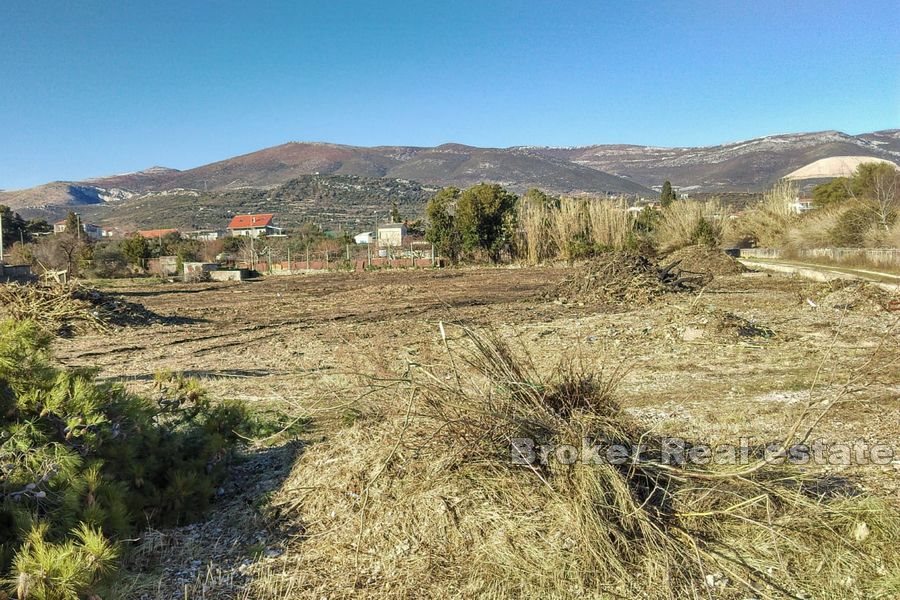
[738,257,900,291]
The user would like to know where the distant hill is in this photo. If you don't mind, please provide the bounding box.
[80,142,651,197]
[525,130,900,192]
[2,129,898,227]
[70,175,438,232]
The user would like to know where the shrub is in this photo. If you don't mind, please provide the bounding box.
[0,319,249,595]
[785,205,848,249]
[830,202,879,246]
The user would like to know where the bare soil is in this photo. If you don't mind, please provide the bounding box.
[55,267,900,492]
[49,265,900,596]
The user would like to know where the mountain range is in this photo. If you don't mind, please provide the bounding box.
[2,129,897,229]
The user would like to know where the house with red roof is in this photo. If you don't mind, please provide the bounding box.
[227,213,282,238]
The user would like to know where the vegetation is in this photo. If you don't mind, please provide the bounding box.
[732,178,797,248]
[424,187,463,263]
[733,162,899,253]
[256,326,900,598]
[654,199,727,252]
[74,175,435,233]
[0,319,250,597]
[659,180,676,207]
[0,206,50,253]
[456,184,519,262]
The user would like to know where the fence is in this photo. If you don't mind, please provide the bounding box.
[738,247,900,268]
[236,243,438,274]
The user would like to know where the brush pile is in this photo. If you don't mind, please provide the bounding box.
[551,251,709,305]
[663,245,747,276]
[0,282,164,334]
[254,327,900,598]
[819,281,898,313]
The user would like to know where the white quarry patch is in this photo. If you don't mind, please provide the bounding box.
[785,156,899,180]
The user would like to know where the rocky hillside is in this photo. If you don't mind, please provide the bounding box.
[3,129,897,224]
[526,130,900,191]
[80,142,652,196]
[69,175,437,232]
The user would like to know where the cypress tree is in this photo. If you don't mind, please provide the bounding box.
[660,181,676,207]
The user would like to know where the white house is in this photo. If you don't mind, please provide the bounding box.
[354,231,375,244]
[53,219,104,240]
[376,223,407,247]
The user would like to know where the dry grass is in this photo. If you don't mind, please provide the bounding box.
[785,204,848,249]
[864,218,900,248]
[549,197,588,263]
[733,179,798,248]
[517,195,553,264]
[0,281,167,335]
[656,199,728,252]
[585,198,633,250]
[518,197,634,264]
[245,324,900,599]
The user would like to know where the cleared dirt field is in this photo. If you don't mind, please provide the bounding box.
[56,267,900,491]
[49,265,900,597]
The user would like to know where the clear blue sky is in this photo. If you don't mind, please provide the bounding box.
[1,0,898,189]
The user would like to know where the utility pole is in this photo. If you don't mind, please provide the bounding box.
[0,211,4,263]
[249,216,256,269]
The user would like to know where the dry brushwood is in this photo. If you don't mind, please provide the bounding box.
[551,251,711,306]
[662,244,747,276]
[257,323,900,599]
[0,282,165,335]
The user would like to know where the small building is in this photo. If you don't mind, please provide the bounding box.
[53,220,104,240]
[354,231,375,244]
[137,228,180,240]
[227,214,282,238]
[184,229,225,241]
[210,268,250,282]
[147,255,179,276]
[183,261,219,281]
[83,224,104,240]
[376,223,407,247]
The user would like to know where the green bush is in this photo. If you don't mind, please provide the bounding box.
[0,319,249,596]
[830,204,878,246]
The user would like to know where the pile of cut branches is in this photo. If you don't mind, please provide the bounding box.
[550,251,710,306]
[0,282,162,335]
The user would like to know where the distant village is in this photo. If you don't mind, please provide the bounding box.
[37,210,429,281]
[52,212,415,244]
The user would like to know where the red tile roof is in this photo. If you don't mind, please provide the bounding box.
[228,213,274,230]
[137,228,179,239]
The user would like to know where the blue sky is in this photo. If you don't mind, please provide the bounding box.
[1,0,898,189]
